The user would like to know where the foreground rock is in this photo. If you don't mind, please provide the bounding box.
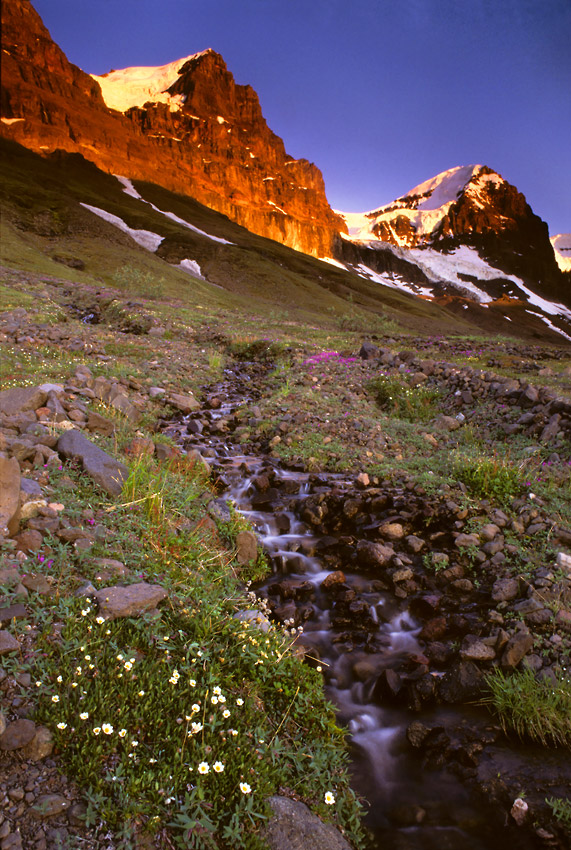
[92,582,168,620]
[265,796,353,850]
[57,430,128,496]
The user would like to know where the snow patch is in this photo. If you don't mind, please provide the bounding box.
[115,176,234,245]
[319,257,347,270]
[80,203,163,251]
[177,259,203,278]
[1,117,24,125]
[551,233,571,272]
[91,53,210,112]
[354,263,434,299]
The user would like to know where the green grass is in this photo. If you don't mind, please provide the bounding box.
[368,374,442,423]
[484,668,571,748]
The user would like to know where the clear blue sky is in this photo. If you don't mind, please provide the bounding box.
[33,0,571,235]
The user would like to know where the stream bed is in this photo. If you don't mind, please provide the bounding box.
[163,363,566,850]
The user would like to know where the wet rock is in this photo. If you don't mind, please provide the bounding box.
[236,530,258,564]
[0,630,20,655]
[92,582,168,620]
[0,455,21,536]
[419,617,447,641]
[57,430,128,496]
[320,570,346,590]
[439,660,485,703]
[501,632,534,668]
[264,795,352,850]
[356,540,393,569]
[510,797,529,826]
[0,718,36,751]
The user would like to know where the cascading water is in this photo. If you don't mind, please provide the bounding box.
[163,365,535,850]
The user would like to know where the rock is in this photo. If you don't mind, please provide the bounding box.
[124,436,155,458]
[167,392,200,414]
[454,533,480,549]
[21,726,54,761]
[406,720,432,748]
[359,341,379,360]
[155,442,181,461]
[236,530,258,564]
[554,609,571,632]
[31,795,70,819]
[0,603,28,624]
[57,430,128,496]
[460,635,496,662]
[406,534,425,553]
[185,449,211,476]
[85,411,116,436]
[20,477,43,498]
[355,472,369,488]
[0,630,20,655]
[0,718,36,751]
[21,574,52,595]
[13,528,44,551]
[320,570,346,590]
[378,522,405,540]
[91,558,131,582]
[264,795,352,850]
[110,393,141,423]
[435,414,460,431]
[491,578,519,602]
[0,455,21,536]
[92,582,168,619]
[0,386,47,417]
[501,632,534,668]
[439,660,485,703]
[234,609,271,632]
[148,387,166,399]
[356,540,393,569]
[510,798,529,826]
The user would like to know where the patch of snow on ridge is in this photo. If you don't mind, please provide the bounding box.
[319,257,347,270]
[1,117,24,125]
[177,259,203,278]
[551,234,571,272]
[80,204,163,251]
[115,176,234,245]
[91,53,209,112]
[354,263,434,299]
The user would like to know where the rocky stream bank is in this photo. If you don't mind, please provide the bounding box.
[0,313,570,849]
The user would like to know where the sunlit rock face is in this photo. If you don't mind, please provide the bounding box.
[0,0,345,257]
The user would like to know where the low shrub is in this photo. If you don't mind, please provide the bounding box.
[368,375,441,423]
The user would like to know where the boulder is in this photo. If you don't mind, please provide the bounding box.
[0,630,20,655]
[57,430,128,496]
[356,540,393,569]
[264,795,352,850]
[93,582,168,619]
[168,392,200,414]
[0,386,47,417]
[0,454,21,536]
[0,718,36,751]
[501,632,534,668]
[439,660,485,703]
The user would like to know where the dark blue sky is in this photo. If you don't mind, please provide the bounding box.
[33,0,571,235]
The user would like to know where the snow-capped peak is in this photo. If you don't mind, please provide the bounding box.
[336,164,506,247]
[91,50,214,113]
[551,233,571,273]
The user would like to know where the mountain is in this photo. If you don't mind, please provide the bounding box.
[0,0,569,343]
[335,165,571,335]
[0,0,344,258]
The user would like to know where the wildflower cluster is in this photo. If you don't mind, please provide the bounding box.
[32,597,361,847]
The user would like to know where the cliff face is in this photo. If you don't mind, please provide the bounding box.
[0,0,345,257]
